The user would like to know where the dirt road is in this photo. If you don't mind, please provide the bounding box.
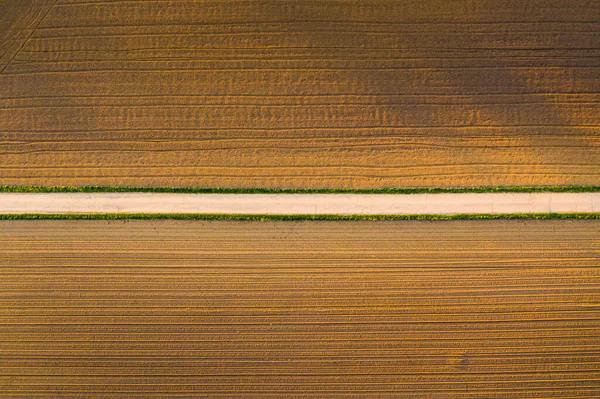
[1,192,599,214]
[1,219,598,398]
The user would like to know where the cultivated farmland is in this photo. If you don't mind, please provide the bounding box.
[1,0,599,188]
[1,219,599,398]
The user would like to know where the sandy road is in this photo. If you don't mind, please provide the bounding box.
[0,192,599,214]
[1,219,599,398]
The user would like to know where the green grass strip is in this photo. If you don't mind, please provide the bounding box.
[1,185,600,194]
[1,213,598,221]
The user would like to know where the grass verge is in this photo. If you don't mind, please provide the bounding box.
[1,185,600,194]
[1,213,598,221]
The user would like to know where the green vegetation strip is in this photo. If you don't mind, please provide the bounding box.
[1,213,598,221]
[1,185,600,194]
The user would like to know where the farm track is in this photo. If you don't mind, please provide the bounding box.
[1,219,599,398]
[2,192,600,215]
[1,0,600,188]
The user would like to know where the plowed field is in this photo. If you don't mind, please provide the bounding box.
[1,0,599,188]
[1,219,599,398]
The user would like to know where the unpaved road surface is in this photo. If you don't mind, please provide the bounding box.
[1,192,599,214]
[1,0,599,188]
[1,219,599,398]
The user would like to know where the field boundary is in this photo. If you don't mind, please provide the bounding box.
[2,185,600,194]
[1,213,598,221]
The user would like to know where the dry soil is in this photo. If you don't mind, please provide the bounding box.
[1,219,599,398]
[1,0,599,188]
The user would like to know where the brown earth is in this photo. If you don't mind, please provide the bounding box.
[0,0,599,188]
[1,219,599,398]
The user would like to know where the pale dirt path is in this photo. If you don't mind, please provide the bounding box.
[0,193,599,214]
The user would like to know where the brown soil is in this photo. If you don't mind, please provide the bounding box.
[1,219,599,398]
[0,0,599,188]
